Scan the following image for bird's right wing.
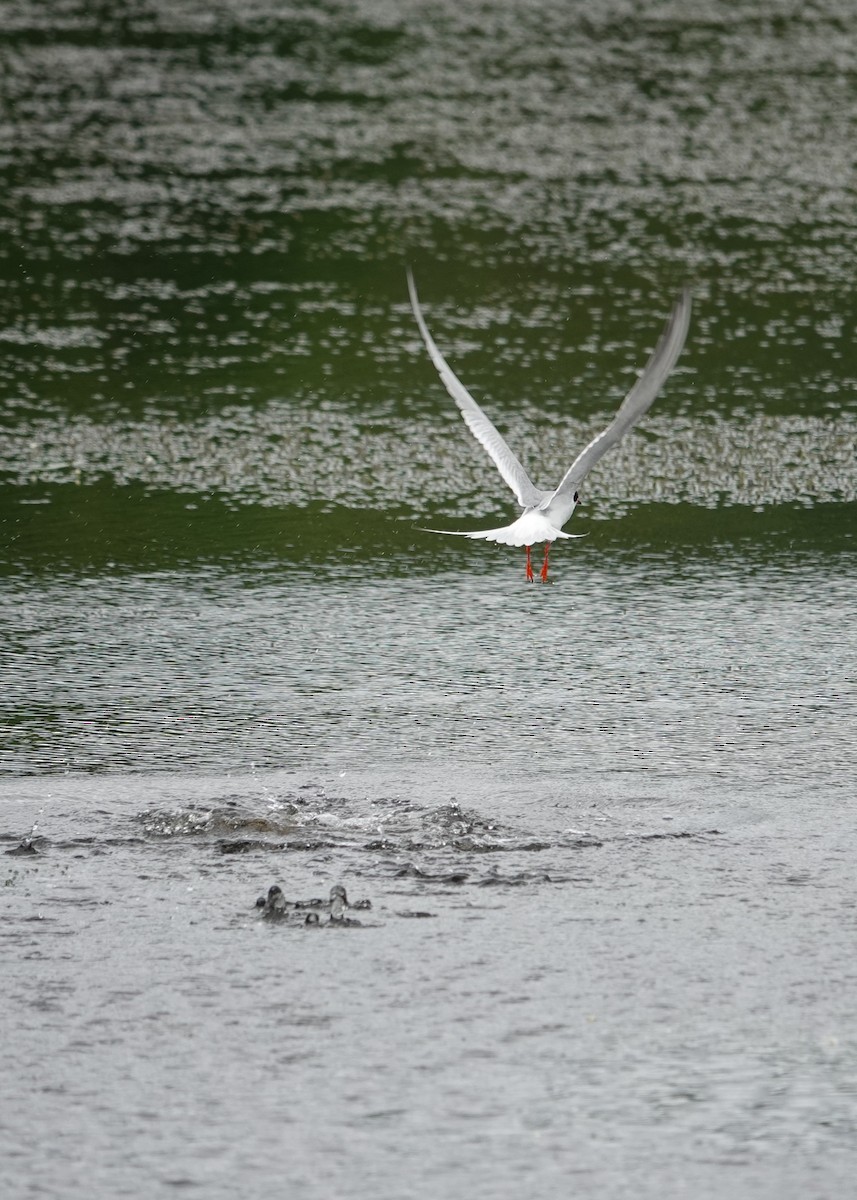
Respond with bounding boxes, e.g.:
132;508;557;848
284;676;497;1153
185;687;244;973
407;270;543;509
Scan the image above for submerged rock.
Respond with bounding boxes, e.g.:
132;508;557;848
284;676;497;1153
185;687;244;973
5;838;38;857
259;884;289;920
329;884;348;921
328;885;364;927
255;881;370;926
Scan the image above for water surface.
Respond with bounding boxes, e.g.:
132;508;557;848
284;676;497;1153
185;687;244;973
2;2;856;1197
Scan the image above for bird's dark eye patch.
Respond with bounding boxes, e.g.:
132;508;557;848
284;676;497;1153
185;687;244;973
573;491;579;503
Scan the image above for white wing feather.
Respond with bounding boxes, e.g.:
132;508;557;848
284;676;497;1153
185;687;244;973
545;288;691;526
407;270;543;509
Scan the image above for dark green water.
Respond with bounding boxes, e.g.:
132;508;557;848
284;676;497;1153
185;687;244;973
2;3;856;1197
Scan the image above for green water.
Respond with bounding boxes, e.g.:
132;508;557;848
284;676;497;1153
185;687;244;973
2;0;855;766
2;1;855;583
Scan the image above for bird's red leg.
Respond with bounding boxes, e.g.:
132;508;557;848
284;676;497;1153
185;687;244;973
525;545;534;582
540;542;551;583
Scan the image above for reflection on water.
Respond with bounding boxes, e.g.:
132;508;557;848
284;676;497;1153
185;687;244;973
3;403;857;519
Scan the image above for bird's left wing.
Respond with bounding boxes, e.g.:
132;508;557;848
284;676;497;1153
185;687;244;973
548;288;691;516
407;270;543;509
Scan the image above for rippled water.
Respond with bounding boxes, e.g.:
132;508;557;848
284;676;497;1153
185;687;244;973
2;2;857;1197
3;554;856;788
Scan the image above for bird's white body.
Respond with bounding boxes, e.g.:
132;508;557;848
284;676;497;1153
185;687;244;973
426;507;577;548
407;270;691;576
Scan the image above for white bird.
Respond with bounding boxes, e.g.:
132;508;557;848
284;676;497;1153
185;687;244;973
407;271;691;581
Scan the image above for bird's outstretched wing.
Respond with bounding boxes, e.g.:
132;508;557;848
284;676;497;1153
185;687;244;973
547;288;691;522
407;270;544;509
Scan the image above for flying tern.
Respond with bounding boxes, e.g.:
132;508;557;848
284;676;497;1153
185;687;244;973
407;271;691;581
